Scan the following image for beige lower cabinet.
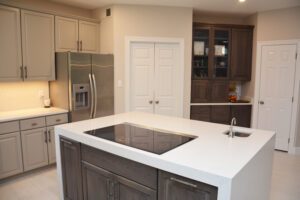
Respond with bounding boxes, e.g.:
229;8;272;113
21;127;49;171
0;132;23;179
47;126;56;164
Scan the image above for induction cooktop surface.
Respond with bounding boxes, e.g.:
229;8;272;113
84;123;196;155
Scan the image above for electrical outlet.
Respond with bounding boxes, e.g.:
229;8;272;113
38;90;44;98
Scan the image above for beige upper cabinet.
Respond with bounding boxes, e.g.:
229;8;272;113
21;10;55;81
0;6;22;81
79;20;99;53
55;16;79;52
55;16;99;53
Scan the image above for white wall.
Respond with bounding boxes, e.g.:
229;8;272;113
94;5;193;117
0;81;49;111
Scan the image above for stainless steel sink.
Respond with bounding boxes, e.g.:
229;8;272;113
224;131;251;137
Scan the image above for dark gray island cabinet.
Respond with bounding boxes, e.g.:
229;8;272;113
60;137;218;200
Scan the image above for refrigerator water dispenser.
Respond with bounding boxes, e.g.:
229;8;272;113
73;84;90;110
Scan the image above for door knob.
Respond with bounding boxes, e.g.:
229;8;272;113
155;100;159;104
149;100;153;104
259;101;264;105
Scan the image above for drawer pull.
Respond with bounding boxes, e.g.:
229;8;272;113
48;130;51;142
44;131;48;143
170;177;197;188
61;139;72;145
32;122;38;126
56;119;62;122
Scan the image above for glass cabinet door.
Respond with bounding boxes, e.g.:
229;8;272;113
213;29;230;78
192;28;210;79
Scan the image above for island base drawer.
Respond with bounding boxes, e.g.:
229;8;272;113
81;144;158;190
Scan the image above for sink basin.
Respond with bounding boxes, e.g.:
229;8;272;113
224;131;252;137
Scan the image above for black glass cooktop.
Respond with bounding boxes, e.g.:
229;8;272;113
84;123;196;155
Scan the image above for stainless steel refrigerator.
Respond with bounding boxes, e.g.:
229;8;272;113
50;52;114;122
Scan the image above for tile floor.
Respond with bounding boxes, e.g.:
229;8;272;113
0;151;299;200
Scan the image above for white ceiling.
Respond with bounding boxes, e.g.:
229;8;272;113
51;0;300;15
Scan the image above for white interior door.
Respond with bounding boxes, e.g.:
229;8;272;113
258;44;297;151
154;43;181;116
130;42;155;113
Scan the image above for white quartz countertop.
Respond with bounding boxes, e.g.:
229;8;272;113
0;107;68;122
55;112;275;188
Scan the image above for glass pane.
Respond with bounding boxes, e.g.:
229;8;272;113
213;30;229;78
193;29;209;79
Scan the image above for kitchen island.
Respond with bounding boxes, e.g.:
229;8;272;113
55;112;275;200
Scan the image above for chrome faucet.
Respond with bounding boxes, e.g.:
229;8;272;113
229;117;237;138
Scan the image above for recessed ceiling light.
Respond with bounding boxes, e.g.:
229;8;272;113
239;0;246;2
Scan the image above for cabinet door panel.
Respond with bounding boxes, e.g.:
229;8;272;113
190;106;211;122
231;105;252;128
47;126;56;164
60;137;83;200
0;132;23;179
115;175;157;200
231;28;253;81
0;5;22;81
79;21;99;53
158;171;217;200
191;80;211;103
21;128;48;171
211;81;229;103
82;161;113;200
55;17;79;52
21;10;55;80
211;106;230;124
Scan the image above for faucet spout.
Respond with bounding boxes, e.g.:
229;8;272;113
229;117;237;138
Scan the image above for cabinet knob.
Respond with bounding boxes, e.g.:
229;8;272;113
259;101;264;105
56;119;62;122
149;100;153;104
155;100;159;104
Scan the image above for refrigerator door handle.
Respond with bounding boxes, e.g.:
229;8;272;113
89;73;95;118
92;73;98;118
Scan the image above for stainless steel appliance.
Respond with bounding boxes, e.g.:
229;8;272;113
50;52;114;122
84;123;196;155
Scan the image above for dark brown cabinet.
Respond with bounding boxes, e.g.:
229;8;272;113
231;29;253;81
191;23;253;104
82;161;156;200
191;80;211;103
190;105;252;128
230;105;252;127
211;106;230;124
191;80;229;103
158;171;218;200
60;137;83;200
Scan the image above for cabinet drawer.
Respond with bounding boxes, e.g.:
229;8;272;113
81;144;158;190
20;117;46;130
0;121;20;135
211;106;230;124
190;106;211;122
46;113;68;126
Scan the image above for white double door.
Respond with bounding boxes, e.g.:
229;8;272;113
130;42;182;117
258;44;297;151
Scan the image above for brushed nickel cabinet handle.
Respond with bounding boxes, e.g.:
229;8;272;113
48;130;51;142
77;40;80;51
31;122;37;126
56;119;61;122
149;100;153;104
60;138;72;145
155;100;159;104
259;101;265;105
80;40;83;51
24;66;28;79
170;177;197;188
44;131;47;143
